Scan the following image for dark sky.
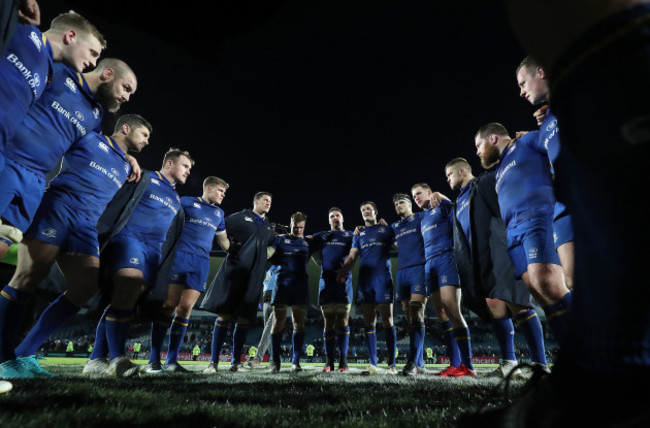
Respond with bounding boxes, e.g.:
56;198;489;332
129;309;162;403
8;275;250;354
42;1;533;231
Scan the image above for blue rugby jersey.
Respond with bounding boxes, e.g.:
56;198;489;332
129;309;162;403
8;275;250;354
391;212;426;269
174;197;226;258
44;132;130;221
539;110;570;221
495;131;556;229
119;171;181;248
0;24;53;147
420;199;455;260
5;62;102;175
271;235;312;285
455;181;472;246
352;224;394;273
312;230;354;273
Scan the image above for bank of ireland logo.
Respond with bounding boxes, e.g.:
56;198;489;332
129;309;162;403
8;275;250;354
33;73;40;88
111;168;120;177
41;228;57;238
528;247;539;260
546;119;557;132
75;111;85;121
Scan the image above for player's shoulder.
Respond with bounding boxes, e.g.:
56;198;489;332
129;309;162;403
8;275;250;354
516;130;540;146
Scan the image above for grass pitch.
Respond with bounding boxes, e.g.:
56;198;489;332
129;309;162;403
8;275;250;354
0;358;526;428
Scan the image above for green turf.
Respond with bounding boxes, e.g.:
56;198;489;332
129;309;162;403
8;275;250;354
0;361;526;428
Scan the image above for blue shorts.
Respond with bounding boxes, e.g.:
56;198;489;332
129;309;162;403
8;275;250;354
169;250;210;292
553;214;575;249
425;251;460;291
272;277;309;306
355;269;393;304
24;196;100;257
318;270;353;306
507;217;561;278
0;158;46;235
104;232;162;285
395;264;427;302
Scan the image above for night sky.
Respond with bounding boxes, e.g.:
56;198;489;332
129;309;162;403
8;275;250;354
41;1;533;232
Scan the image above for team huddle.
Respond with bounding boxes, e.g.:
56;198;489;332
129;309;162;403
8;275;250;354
0;10;574;381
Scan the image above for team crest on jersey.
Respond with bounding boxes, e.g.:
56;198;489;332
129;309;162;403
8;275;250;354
29;32;42;51
379;227;386;233
151;178;160;186
41;228;57;238
65;77;77;93
75;111;84;121
124;164;130;174
93;108;100;119
244;216;254;222
111;168;120;177
546;120;558;132
98;142;109;153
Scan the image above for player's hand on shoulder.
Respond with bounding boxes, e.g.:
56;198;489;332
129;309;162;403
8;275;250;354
515;131;529;139
124;154;142;182
430;192;450;207
534;105;550;126
378;218;388;226
354;225;364;235
18;0;40;25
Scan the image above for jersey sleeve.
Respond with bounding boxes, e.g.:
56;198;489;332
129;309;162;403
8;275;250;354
519;130;545;154
352;234;361;250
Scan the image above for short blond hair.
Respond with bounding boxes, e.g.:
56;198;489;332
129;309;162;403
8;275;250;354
50;10;107;49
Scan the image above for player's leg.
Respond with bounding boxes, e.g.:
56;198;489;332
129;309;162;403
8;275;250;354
334;304;351;372
102;268;146;377
290;304;307;371
507;302;548;371
142;283;178;373
269;304;287;372
556;241;574;289
14;252;98;377
204;313;232;373
0;238;58;377
483;298;520;378
164;286;200;372
402;294;427;376
439;284;476;377
360;303;379;373
377;302;397;373
321;305;337;371
254;302;273;366
522;262;571;344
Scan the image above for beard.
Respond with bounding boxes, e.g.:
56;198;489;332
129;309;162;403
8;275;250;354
95;82;121;113
480;144;500;169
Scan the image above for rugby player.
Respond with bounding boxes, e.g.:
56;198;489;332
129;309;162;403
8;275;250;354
83;148;192;377
411;183;476;377
337;201;397;375
388;194;428;377
142;176;230;374
309;208;354;373
516;56;575;290
0;10;104;173
267;212;314;373
0;114;149;378
445;158;549;378
201;192;275;372
474;123;572;343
